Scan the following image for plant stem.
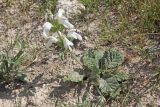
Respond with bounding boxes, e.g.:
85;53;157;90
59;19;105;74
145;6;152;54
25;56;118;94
70;52;83;67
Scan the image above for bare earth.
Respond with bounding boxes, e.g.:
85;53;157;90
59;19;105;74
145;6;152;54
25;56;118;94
0;0;160;107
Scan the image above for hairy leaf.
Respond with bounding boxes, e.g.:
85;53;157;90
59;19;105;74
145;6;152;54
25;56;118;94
99;77;121;98
111;71;128;82
82;49;103;75
100;48;123;69
64;71;84;83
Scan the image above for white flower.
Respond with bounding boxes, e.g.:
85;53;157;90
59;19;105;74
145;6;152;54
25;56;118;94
63;36;74;51
43;22;53;33
42;22;58;48
55;8;65;19
59;18;74;29
45;32;59;48
54;9;74;29
57;31;73;51
42;22;53;39
67;30;82;41
42;31;48;39
45;36;58;48
52;31;59;38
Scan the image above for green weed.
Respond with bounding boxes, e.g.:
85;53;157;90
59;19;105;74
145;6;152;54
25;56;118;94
0;37;27;84
65;48;128;103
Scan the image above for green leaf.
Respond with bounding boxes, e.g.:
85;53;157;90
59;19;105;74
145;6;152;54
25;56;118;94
100;48;124;69
50;20;64;32
64;71;84;83
10;50;24;69
15;39;26;49
110;86;121;98
94;50;104;60
82;49;103;75
59;52;65;60
111;72;128;82
98;77;121;98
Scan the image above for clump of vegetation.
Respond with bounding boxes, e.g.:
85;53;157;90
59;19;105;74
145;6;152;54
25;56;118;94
42;8;83;52
1;0;159;106
65;48;128;99
0;37;26;84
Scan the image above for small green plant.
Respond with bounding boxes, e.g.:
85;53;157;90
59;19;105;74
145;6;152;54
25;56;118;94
83;48;127;98
0;37;26;84
42;9;83;52
65;48;128;99
100;48;124;69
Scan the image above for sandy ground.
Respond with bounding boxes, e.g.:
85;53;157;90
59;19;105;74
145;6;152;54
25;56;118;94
0;0;160;107
0;0;94;106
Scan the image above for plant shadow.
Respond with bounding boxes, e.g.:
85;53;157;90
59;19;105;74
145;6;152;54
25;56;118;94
0;73;57;100
49;68;94;102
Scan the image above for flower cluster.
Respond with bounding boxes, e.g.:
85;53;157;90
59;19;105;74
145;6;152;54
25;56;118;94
42;9;82;51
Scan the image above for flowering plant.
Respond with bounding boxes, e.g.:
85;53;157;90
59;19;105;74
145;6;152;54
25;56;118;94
42;9;82;51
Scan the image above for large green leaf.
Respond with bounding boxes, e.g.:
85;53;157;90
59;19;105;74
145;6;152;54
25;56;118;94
98;77;121;98
100;48;124;69
111;71;128;82
64;71;84;83
10;50;24;67
82;49;103;75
